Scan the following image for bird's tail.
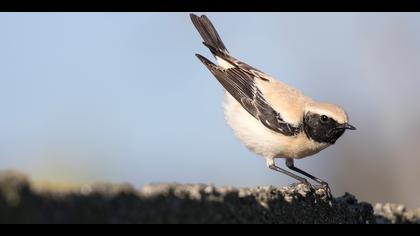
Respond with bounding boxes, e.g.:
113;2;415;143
190;13;229;55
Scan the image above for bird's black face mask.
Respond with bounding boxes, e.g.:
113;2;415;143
303;112;356;144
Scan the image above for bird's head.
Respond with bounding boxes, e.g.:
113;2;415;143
303;102;356;145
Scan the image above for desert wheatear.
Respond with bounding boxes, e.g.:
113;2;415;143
190;14;356;192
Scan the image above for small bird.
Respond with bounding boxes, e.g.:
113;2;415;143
190;14;356;192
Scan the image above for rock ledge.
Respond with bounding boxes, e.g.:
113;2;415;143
0;170;418;224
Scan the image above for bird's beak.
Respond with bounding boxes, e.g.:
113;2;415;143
343;123;356;130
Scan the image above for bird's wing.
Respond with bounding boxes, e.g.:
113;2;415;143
196;54;301;136
190;13;274;81
202;42;274;82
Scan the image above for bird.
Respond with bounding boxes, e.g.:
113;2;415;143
190;13;356;193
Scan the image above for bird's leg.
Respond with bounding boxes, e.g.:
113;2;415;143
285;159;332;198
285;159;326;185
267;159;310;185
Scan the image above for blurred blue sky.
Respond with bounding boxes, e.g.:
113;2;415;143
1;13;420;207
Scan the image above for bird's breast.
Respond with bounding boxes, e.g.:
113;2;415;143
223;93;330;159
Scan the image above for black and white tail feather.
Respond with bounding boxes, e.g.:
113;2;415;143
190;14;229;55
191;13;301;136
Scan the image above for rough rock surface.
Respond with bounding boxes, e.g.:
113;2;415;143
374;203;420;224
0;170;418;224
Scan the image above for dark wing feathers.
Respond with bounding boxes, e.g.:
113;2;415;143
195;54;255;107
191;13;270;81
195;54;301;136
202;42;270;82
192;14;300;136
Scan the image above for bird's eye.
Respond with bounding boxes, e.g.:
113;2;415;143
320;115;329;123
